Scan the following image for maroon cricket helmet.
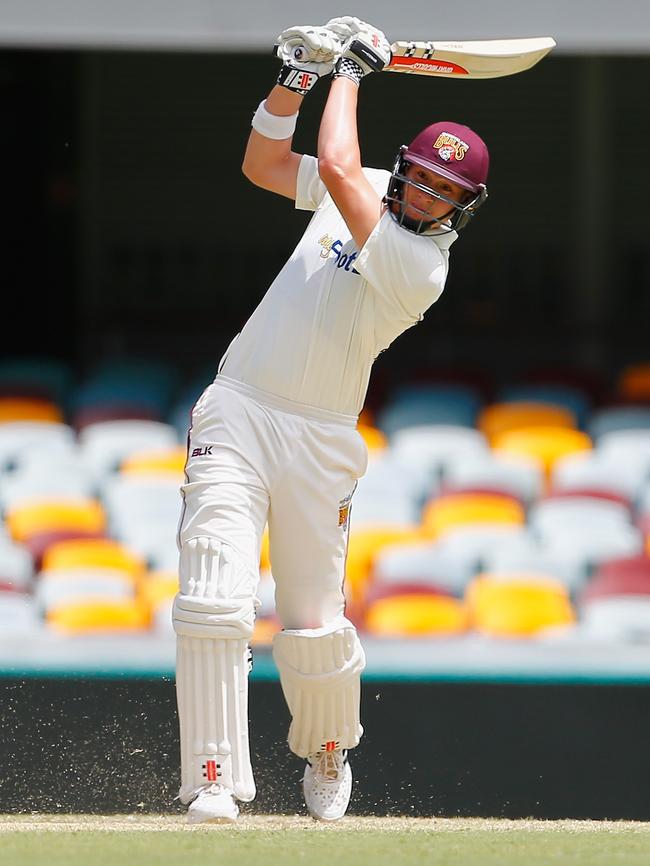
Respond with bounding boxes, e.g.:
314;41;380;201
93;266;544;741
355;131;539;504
404;121;489;193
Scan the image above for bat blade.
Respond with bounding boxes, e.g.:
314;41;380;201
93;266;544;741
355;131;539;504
386;36;556;79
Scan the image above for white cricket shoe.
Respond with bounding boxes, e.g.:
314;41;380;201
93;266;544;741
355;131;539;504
187;783;239;824
303;748;352;821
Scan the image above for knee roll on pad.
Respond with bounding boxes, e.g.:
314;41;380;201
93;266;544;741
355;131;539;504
173;536;258;639
272;617;366;758
174;537;258;803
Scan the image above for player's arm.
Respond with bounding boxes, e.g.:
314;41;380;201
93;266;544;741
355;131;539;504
242;25;342;201
317;19;392;249
242;86;304;200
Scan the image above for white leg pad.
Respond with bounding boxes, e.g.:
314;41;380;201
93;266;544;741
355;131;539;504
173;537;258;804
272;617;366;759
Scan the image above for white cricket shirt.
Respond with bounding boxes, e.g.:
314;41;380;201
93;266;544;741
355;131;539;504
218;155;457;417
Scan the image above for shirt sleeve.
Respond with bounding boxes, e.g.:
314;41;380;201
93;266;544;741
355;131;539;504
355;211;449;322
295;155;328;212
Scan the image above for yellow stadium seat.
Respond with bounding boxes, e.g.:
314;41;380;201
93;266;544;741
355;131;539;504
357;423;387;455
421;492;525;540
365;592;469;637
492;426;592;478
616;363;650;401
138;570;178;608
120;446;187;476
478;401;576;445
345;526;424;608
42;538;145;577
252;616;281;645
46;599;150;633
6;498;106;543
260;527;271;571
0;397;63;424
466;573;575;638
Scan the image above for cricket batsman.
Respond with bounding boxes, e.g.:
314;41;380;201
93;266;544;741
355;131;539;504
172;15;489;823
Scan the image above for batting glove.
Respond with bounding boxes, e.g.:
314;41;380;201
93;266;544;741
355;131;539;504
327;17;391;84
274;25;343;95
332;27;391;85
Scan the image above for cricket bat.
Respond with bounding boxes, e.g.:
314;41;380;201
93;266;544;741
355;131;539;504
385;37;556;79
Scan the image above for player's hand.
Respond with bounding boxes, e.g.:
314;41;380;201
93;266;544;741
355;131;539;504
274;25;343;95
329;19;391;85
325;16;373;43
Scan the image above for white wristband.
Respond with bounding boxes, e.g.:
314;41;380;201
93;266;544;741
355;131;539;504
251;100;299;140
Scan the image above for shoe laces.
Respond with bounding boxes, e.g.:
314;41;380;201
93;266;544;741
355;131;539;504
310;749;347;783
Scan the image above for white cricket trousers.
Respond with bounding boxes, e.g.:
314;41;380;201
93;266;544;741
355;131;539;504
177;376;368;629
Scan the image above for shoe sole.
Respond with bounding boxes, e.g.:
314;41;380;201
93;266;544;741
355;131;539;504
187;812;239;825
307;811;346;822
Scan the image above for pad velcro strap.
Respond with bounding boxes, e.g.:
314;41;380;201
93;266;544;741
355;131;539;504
277;64;319;95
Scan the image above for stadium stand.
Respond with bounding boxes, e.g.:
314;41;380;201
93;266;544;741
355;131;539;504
0;354;649;649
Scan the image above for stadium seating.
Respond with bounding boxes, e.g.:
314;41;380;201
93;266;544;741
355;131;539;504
100;474;182;564
496;383;592;429
478;401;577;444
371;538;480;596
615;363;650;402
492;426;592;477
41;537;146;576
6;497;107;545
1;354;650;649
389;424;489;495
0;538;34;591
551;451;643;503
0;421;76;471
376;383;483;435
78;419;180;481
120;446;186;476
365;589;469;637
586;405;650;440
466;573;576;638
0;356;73;406
421;491;526;539
441;450;544;505
46;598;150;634
0;397;63;424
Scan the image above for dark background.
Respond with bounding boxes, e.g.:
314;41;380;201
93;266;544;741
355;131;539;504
3;49;649;398
2;676;650;818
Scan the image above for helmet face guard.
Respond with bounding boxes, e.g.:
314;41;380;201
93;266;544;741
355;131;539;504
384;146;488;236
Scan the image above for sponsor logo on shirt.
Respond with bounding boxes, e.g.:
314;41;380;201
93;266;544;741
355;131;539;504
317;234;360;275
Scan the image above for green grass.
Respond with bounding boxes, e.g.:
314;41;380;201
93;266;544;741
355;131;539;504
1;816;649;866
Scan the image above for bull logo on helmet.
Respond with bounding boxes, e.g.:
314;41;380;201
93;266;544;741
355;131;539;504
433;132;469;162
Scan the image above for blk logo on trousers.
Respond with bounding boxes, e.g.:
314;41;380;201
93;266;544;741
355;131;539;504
191;446;213;457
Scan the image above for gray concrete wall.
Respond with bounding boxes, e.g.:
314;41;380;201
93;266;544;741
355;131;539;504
1;0;649;52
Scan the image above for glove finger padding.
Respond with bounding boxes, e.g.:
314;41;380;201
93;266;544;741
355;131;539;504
275;24;344;94
325;16;371;42
276;25;342;64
